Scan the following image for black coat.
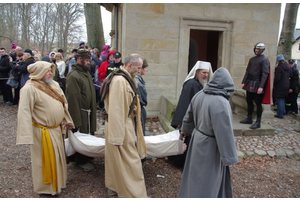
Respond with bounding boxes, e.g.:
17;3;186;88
273;62;291;98
19;56;35;87
0;54;11;78
289;65;299;91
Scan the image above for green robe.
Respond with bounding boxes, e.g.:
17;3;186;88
65;63;96;134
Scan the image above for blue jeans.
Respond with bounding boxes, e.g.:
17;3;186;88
276;97;285;118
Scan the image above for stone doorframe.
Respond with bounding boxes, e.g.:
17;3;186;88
176;17;234;99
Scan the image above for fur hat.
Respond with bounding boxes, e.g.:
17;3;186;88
75;49;91;60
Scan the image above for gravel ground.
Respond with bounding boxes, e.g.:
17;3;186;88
1;102;300;198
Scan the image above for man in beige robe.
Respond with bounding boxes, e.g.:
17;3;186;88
16;61;74;195
100;54;148;198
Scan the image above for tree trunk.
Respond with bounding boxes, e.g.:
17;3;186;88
84;3;105;50
277;3;299;60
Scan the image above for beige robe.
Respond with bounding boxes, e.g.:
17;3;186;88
16;80;74;195
104;71;147;198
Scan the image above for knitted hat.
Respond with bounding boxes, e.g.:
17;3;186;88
79;41;85;46
11;43;17;49
277;54;284;61
41;55;50;62
288;59;295;64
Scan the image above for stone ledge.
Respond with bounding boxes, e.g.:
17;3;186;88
232;113;275;136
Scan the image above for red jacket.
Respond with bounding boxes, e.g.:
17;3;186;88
98;51;114;82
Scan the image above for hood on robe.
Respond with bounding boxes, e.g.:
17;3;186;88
203;67;234;99
28;61;56;80
184;60;214;84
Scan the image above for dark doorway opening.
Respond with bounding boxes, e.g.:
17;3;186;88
188;29;220;73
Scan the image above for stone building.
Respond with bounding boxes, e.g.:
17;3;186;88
102;3;281;125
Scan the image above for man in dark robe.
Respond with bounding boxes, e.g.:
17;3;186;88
178;67;238;198
169;61;213;167
65;49;97;171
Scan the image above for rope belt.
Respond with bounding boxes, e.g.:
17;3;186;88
32;121;59;191
81;109;91;133
195;127;215;138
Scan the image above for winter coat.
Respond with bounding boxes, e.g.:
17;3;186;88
289;65;299;92
105;60;124;78
273;61;291;98
19;56;35;87
10;58;22;81
98;51;114;82
0;54;11;78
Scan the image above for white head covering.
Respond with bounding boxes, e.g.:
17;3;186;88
184;60;214;83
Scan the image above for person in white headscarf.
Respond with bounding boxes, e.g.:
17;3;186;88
169;60;213;167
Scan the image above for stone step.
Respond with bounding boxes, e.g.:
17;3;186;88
232;113;275;136
159;113;275;136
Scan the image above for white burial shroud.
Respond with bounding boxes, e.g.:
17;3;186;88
65;129;184;158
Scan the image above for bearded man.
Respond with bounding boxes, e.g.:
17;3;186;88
65;49;97;171
100;54;148;198
16;61;74;195
170;61;213;167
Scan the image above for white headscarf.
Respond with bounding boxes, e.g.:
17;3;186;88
184;60;214;84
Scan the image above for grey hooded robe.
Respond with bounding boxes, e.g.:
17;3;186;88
178;67;238;198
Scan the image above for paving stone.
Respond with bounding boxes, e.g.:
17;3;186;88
245;151;255;156
275;148;286;159
267;151;276;158
284;149;295;159
254;149;267;156
237;150;245;158
145;131;153;136
294;149;300;156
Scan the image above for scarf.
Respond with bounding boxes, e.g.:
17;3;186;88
27;80;66;107
100;68;147;158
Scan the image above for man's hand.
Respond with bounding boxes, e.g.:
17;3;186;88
289;89;293;93
182;137;187;153
66;124;73;130
257;87;263;94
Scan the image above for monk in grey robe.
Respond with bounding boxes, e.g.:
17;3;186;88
178;67;238;198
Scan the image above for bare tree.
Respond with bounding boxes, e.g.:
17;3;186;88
0;3;84;55
84;3;105;50
277;3;299;60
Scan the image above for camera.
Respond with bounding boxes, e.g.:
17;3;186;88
11;60;23;65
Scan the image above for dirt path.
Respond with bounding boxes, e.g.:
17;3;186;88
1;104;300;198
